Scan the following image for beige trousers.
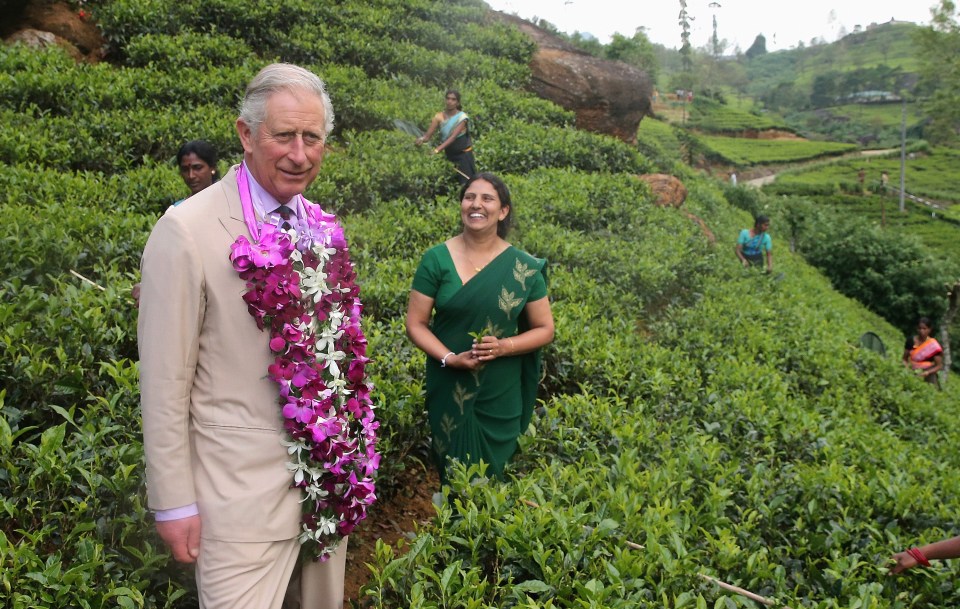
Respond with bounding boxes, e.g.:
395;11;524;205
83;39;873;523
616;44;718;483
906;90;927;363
196;537;348;609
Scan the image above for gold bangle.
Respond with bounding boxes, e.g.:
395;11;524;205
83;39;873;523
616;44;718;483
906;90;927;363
508;337;515;354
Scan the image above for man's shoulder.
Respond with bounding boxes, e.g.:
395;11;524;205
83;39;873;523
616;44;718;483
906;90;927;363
166;169;238;226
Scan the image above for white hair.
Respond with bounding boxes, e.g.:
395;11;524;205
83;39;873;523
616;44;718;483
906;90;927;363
238;63;335;137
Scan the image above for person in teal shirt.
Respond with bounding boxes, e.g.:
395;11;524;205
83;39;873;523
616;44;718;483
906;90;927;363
735;215;773;273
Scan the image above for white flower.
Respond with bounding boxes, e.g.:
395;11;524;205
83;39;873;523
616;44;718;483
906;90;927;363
300;267;330;302
316;516;339;537
281;438;308;457
287;461;307;486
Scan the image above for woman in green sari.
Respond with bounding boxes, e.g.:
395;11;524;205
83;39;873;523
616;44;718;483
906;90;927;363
406;172;555;483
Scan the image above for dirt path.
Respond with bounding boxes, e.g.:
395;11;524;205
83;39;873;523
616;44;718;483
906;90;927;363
743;148;898;188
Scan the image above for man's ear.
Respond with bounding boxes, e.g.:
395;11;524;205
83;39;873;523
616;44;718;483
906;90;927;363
236;118;254;154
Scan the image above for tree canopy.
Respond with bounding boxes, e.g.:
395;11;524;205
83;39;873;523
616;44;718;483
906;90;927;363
915;0;960;143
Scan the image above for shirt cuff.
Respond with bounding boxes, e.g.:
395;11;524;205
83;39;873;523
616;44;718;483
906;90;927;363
154;503;199;522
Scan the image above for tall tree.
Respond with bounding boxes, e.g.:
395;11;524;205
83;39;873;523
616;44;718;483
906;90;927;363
915;0;960;144
678;0;694;72
708;2;724;59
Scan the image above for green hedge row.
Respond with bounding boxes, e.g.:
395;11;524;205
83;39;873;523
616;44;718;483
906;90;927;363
94;0;531;88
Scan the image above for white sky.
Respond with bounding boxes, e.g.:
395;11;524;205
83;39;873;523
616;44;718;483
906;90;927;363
485;0;938;52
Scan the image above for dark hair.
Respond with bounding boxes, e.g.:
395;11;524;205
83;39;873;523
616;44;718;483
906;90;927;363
459;172;513;238
754;214;770;229
445;89;463;111
918;316;933;329
176;140;220;180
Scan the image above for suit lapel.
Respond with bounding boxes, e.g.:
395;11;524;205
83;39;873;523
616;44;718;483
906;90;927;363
218;166;249;240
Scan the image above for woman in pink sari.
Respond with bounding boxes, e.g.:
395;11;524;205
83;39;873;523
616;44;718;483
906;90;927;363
902;316;943;389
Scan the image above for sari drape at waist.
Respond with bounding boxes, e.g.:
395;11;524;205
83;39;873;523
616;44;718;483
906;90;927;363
425;246;547;480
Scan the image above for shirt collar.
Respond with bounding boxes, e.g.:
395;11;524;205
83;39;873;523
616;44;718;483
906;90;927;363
241;161;303;226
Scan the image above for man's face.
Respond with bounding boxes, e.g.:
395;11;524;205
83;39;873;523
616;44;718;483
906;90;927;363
236;89;326;202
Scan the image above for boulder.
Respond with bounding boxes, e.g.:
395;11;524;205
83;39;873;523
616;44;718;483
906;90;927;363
635;173;715;242
5;27;82;60
494;12;653;145
682;210;716;244
636;173;687;208
3;1;104;61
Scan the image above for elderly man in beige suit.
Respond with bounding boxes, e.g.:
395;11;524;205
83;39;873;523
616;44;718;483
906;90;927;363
138;64;349;608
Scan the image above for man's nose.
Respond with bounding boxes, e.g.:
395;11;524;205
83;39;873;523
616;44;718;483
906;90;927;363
287;137;308;164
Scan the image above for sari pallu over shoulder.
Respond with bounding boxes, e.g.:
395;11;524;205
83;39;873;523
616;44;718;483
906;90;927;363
425;246;548;480
909;337;943;370
439;111;467;141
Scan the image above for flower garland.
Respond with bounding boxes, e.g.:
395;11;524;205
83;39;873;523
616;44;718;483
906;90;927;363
228;165;378;561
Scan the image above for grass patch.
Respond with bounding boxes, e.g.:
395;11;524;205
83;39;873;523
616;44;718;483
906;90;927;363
698;135;856;165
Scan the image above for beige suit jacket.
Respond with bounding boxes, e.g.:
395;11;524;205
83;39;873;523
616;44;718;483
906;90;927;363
138;166;302;542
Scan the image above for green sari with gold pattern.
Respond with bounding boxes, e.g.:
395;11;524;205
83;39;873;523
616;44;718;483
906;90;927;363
411;243;548;482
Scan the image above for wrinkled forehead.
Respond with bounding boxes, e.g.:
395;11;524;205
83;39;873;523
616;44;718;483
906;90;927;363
262;90;327;132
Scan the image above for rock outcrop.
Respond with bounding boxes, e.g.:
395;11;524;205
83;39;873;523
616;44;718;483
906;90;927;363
636;173;715;243
637;173;687;208
494;12;653;145
3;0;104;61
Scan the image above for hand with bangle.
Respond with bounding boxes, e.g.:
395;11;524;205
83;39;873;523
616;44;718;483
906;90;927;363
471;334;518;362
438;348;484;371
890;546;930;574
889;535;960;575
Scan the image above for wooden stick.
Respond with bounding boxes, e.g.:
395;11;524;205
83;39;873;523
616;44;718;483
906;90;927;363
454;167;470;180
69;269;106;291
698;573;783;607
519;501;787;605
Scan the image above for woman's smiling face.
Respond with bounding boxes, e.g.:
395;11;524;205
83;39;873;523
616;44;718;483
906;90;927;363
460;179;509;234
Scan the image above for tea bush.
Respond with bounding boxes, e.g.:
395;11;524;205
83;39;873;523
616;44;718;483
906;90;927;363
698;135;857;166
687;96;789;133
795;215;952;332
479;119;649;175
123;32;253;69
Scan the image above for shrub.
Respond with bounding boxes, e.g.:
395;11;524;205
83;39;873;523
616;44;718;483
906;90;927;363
123;32;253;68
796;215;950;332
479;119;648;175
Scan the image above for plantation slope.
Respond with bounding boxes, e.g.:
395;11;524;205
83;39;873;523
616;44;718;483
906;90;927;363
2;1;960;608
364;172;960;607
